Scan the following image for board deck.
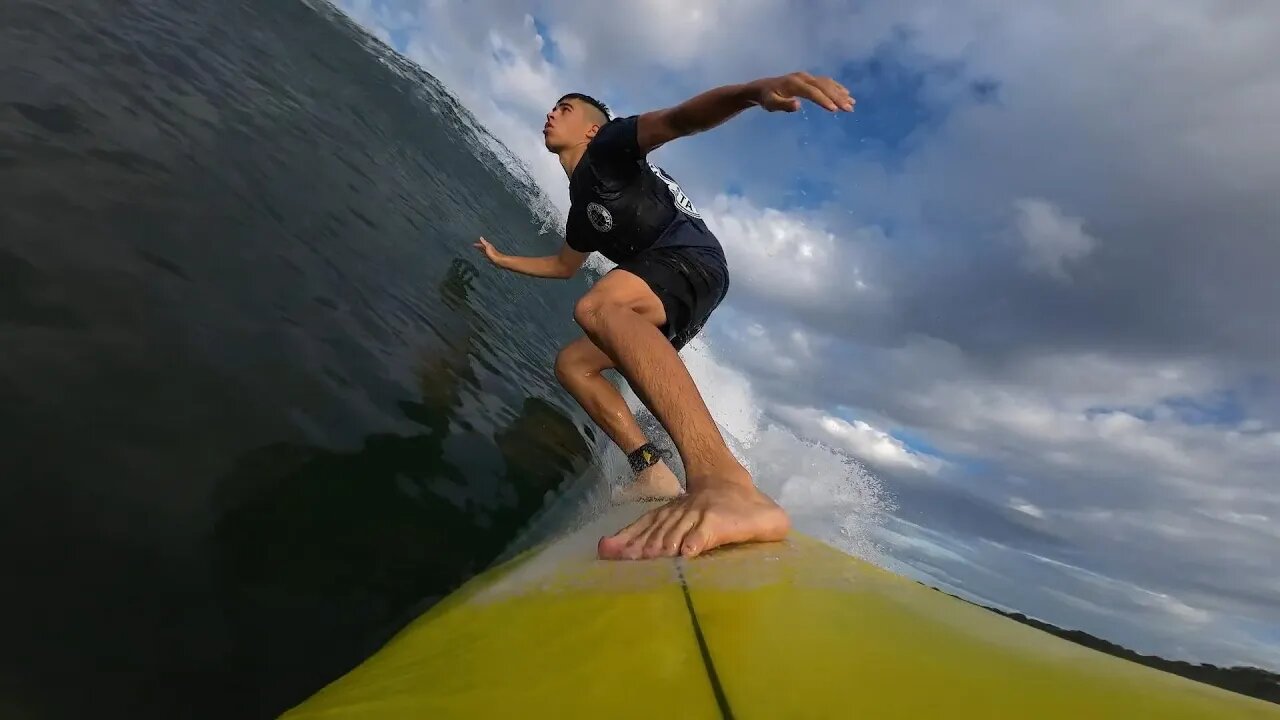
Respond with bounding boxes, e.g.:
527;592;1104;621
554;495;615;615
282;503;1279;719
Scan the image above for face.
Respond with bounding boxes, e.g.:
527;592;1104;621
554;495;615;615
543;98;603;152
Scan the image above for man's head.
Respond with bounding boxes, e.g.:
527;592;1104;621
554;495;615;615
543;93;611;153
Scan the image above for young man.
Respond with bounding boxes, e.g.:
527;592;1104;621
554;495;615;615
474;72;855;560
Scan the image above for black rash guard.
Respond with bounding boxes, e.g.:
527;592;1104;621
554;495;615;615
565;115;725;266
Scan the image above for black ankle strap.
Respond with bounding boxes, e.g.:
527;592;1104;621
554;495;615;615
627;443;671;474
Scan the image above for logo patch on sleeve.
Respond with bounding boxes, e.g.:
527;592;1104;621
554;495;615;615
587;202;614;232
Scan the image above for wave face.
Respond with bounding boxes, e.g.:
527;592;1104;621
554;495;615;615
1;0;597;717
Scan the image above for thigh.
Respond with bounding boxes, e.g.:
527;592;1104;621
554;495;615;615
614;249;726;350
668;252;728;349
579;266;669;328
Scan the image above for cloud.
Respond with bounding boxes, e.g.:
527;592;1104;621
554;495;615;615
702;194;881;313
485;21;563;117
1009;498;1044;519
1012;198;1097;281
772;404;945;476
336;0;394;42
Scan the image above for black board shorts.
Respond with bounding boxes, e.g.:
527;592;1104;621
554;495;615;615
614;246;729;351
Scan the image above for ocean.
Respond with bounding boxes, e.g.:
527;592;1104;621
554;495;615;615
0;0;629;716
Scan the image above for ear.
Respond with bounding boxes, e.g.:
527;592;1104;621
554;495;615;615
585;123;601;140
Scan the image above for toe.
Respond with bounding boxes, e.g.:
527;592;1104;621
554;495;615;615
597;535;625;558
639;525;669;559
680;519;714;558
643;510;685;558
625;522;662;560
624;507;674;560
662;512;700;557
598;511;658;559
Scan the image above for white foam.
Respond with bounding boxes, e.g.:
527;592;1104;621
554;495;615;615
498;333;893;567
595;335;892;564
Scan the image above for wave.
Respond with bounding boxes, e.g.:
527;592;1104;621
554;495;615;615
302;0;563;234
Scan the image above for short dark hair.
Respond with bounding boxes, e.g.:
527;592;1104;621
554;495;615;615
557;92;611;122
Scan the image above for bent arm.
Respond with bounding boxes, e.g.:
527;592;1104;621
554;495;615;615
494;242;589;279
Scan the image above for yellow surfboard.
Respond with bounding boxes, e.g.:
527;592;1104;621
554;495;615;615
282;503;1277;719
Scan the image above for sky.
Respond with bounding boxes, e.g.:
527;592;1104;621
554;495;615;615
332;0;1280;670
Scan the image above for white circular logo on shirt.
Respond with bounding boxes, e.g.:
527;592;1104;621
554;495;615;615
587;202;613;233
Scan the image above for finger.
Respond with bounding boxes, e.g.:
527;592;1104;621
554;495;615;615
793;71;819;86
817;77;855;111
766;96;798;113
822;76;851;99
790;74;840;111
765;95;801;113
796;78;840;112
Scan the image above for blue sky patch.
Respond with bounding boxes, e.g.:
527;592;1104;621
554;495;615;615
782;175;836;208
892;427;989;474
825;30;1000;167
389;28;411;52
1086;389;1248;428
1084;405;1155;422
531;16;559;64
1163;390;1246;427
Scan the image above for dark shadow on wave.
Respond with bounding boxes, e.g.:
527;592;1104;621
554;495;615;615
210;260;595;717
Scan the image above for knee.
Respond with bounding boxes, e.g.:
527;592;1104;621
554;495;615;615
554;345;583;388
572;295;604;332
574;294;633;334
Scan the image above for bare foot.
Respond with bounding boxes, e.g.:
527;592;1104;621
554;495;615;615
612;461;683;503
598;478;790;560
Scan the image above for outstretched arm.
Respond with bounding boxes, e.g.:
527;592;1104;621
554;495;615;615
636;72;855;153
473;236;589;279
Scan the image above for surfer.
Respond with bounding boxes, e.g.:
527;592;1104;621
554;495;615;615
475;72;855;559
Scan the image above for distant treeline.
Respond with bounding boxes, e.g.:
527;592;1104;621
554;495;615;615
930;585;1280;705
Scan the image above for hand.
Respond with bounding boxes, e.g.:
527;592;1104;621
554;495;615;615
473;236;504;266
753;72;855;113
